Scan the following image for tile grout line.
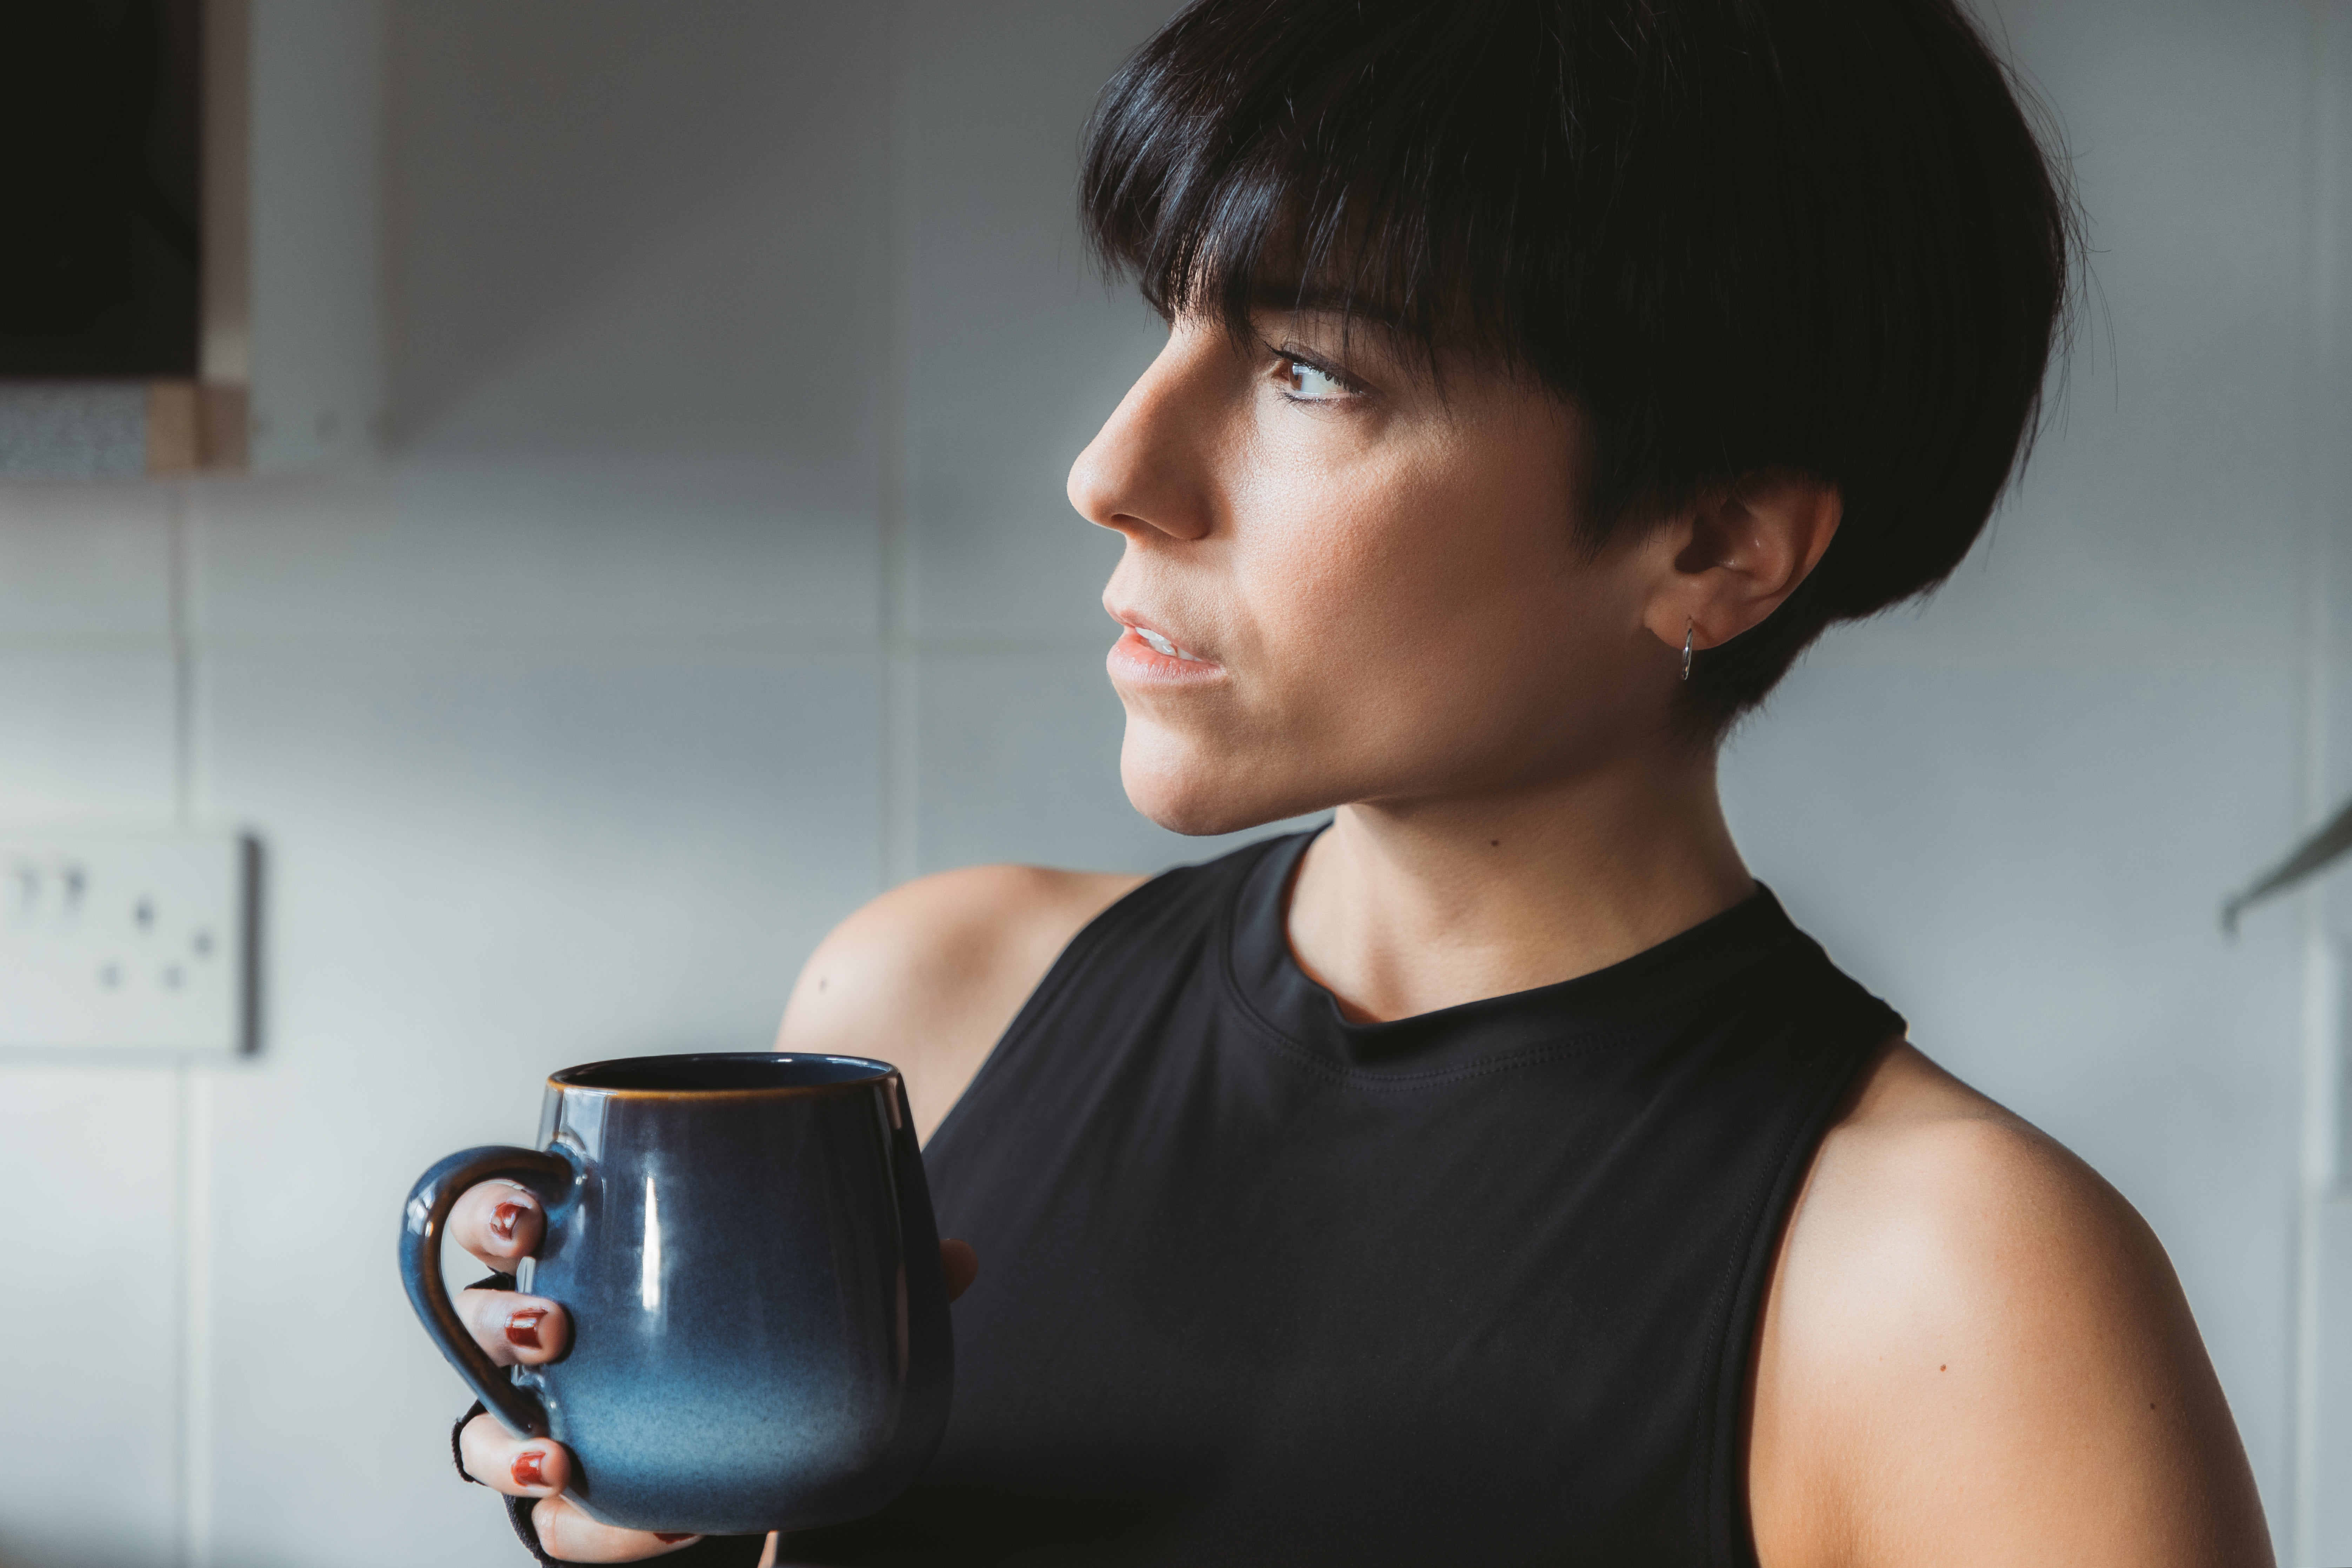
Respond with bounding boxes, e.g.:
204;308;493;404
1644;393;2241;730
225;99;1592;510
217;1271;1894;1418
880;0;920;890
0;626;2292;663
169;483;194;827
177;1064;216;1568
172;1055;189;1568
168;479;214;1568
2293;7;2346;1561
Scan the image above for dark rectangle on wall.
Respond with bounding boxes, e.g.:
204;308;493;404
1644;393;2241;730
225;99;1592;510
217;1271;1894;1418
0;0;202;378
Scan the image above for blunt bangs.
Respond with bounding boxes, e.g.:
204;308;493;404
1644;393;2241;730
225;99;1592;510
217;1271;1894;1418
1081;2;1549;358
1078;0;2078;735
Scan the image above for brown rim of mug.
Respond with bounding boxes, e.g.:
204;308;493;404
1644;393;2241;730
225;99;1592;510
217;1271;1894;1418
546;1052;898;1099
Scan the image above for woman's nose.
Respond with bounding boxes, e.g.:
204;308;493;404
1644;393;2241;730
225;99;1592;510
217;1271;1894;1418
1067;328;1216;543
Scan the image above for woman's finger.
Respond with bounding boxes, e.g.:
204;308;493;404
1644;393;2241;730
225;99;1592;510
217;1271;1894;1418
457;1412;573;1500
450;1180;545;1274
457;1287;571;1367
461;1419;705;1559
531;1494;709;1562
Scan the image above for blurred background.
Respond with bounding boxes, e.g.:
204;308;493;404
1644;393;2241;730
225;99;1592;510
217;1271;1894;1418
0;0;2345;1564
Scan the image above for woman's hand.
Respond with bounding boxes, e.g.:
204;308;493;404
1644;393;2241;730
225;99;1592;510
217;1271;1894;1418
445;1179;980;1562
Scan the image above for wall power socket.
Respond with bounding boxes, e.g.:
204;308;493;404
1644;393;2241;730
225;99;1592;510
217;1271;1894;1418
0;831;257;1053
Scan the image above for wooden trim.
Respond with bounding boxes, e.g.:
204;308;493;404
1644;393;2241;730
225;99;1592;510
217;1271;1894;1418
198;382;248;469
147;383;201;472
144;381;250;474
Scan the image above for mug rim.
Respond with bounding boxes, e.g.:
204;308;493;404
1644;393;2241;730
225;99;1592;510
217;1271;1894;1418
547;1050;898;1099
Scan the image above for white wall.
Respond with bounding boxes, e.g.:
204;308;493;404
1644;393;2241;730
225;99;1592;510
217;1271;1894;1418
0;2;2337;1564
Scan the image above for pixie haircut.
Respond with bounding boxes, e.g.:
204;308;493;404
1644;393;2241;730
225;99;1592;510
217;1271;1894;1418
1079;0;2076;734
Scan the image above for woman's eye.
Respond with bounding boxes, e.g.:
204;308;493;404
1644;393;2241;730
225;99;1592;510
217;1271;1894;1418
1277;356;1352;402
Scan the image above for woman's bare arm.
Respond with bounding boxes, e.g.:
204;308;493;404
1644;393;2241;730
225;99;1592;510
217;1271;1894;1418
1748;1044;2272;1568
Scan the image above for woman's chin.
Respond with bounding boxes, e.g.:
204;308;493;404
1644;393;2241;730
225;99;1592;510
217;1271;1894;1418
1119;732;1314;839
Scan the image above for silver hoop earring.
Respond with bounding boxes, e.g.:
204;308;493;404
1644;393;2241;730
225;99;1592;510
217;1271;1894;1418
1681;623;1695;683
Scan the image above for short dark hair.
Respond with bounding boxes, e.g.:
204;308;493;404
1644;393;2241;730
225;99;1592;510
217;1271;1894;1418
1079;0;2077;735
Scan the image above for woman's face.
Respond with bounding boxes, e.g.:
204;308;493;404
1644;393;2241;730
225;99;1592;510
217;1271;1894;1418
1069;309;1682;836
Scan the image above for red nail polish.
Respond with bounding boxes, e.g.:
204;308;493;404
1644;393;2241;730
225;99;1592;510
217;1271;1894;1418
505;1308;547;1350
654;1534;697;1543
512;1449;548;1489
490;1201;526;1243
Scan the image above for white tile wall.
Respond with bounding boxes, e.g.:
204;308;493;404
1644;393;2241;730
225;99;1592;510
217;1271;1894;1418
0;1;2334;1563
0;484;175;639
0;658;181;821
0;1066;182;1568
901;0;1185;641
194;649;883;1568
187;463;881;645
2312;1194;2352;1562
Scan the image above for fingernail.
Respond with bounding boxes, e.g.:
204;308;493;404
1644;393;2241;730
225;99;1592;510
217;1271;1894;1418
489;1200;528;1243
505;1307;547;1350
512;1448;549;1489
655;1534;698;1543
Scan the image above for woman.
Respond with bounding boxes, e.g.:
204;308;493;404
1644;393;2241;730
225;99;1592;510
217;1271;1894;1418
441;0;2273;1562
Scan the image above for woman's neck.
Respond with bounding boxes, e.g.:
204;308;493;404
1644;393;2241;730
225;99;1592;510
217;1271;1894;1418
1285;753;1753;1023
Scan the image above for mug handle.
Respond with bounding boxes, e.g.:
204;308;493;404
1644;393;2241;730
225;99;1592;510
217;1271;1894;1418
399;1144;578;1438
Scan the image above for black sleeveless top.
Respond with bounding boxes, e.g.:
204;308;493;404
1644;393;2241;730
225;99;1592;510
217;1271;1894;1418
786;832;1903;1567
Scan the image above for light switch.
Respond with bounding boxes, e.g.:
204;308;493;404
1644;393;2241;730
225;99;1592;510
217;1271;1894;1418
0;831;255;1053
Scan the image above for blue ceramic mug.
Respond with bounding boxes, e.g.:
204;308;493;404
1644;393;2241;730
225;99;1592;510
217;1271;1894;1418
398;1052;954;1538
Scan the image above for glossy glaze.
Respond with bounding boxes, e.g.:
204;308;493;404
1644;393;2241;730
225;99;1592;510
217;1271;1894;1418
399;1053;953;1538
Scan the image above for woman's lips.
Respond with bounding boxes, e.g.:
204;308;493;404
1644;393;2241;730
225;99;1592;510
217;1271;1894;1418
1109;625;1224;683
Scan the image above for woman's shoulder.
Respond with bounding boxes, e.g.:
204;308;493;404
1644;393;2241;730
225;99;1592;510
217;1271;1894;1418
774;865;1148;1141
1747;1043;2272;1565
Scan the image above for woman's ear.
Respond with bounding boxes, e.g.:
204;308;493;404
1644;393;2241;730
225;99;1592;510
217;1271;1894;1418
1640;472;1842;658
